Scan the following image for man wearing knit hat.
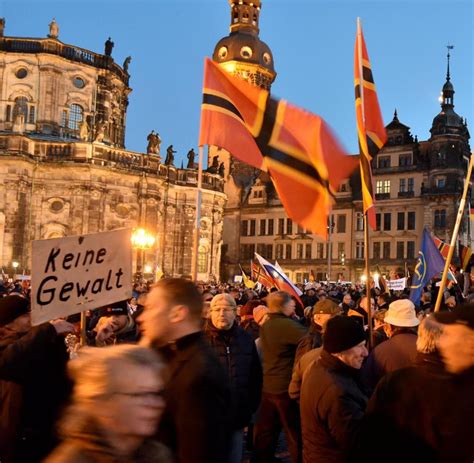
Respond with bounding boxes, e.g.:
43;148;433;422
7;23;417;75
362;298;419;390
300;316;368;462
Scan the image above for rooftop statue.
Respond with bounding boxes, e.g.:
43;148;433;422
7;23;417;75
123;56;132;73
105;37;114;57
146;130;161;155
48;18;59;39
0;18;5;37
165;145;176;166
187;148;196;169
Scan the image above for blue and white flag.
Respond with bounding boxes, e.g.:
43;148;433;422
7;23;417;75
409;228;445;305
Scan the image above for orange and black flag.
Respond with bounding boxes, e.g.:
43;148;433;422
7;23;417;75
354;19;387;229
199;58;358;238
459;244;473;271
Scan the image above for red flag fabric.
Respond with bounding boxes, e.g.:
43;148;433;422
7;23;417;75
251;261;273;289
432;235;451;259
354;20;387;229
199;58;358;238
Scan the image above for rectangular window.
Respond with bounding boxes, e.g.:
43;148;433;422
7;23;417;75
384;213;391;231
383;180;391;194
241;220;248;237
5;105;11;122
383;242;391;259
285;244;292;260
378;156;391;168
296;243;304;259
399;154;412;166
286;218;293;235
397;212;405;230
408;178;414;192
337;242;345;259
259;219;266;236
356;241;365;259
303;272;310;282
317;243;325;259
373;242;381;259
376;180;383;194
407;211;416;230
249;220;256;236
266;244;273;260
276;244;284;260
268;219;274;235
407;241;415;259
278;218;285;235
257;243;266;256
337;214;346;233
399;178;407;193
295;273;302;283
28;106;35;124
434;209;447;228
305;244;312;259
396;241;404;259
376;213;381;231
356;212;364;231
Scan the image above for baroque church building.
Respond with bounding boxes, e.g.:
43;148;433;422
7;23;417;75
211;0;471;282
0;18;226;280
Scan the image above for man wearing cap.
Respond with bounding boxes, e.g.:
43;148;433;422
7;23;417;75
362;298;419;390
300;315;369;462
0;295;75;463
204;294;262;463
355;305;474;462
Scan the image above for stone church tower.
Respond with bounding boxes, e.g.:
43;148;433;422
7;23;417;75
210;0;277;279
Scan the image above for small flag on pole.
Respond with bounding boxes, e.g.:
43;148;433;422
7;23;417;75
251;260;273;289
354;19;387;229
409;228;446;305
199;58;358;238
239;264;256;289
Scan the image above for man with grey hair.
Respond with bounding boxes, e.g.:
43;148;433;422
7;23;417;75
254;291;307;463
362;299;419;390
204;294;262;463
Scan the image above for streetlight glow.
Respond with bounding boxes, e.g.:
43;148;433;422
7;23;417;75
12;261;19;269
131;228;155;250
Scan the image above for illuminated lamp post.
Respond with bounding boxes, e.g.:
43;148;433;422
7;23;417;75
131;228;155;283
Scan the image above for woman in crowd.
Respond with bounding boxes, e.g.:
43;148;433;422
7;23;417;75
45;344;172;463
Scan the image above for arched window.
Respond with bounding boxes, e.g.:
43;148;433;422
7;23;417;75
68;104;83;131
198;244;209;274
12;97;28;120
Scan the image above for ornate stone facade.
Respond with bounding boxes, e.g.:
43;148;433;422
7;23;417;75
0;22;226;281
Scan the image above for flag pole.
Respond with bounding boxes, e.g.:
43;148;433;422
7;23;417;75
191;145;204;281
434;152;474;312
357;17;374;349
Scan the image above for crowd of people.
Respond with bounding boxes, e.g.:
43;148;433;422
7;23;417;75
0;273;473;463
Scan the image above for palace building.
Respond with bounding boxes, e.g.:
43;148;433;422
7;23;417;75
212;1;471;283
0;18;226;280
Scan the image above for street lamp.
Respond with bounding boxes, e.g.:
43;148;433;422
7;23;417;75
12;261;19;276
131;228;156;282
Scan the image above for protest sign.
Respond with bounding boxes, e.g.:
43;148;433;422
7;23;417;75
387;278;406;291
31;229;132;325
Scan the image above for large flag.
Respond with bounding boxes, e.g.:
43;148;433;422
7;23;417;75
199;58;358;237
409;228;446;305
432;235;451;259
459;244;473;271
251;260;273;289
354;20;387;229
255;253;303;306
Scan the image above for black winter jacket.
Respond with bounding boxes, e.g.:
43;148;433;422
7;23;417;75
294;324;323;365
204;321;262;429
156;332;232;463
300;349;368;463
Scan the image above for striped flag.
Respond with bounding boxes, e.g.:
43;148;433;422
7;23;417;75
459;244;473;271
199;58;358;238
470;205;474;222
354;20;387;229
251;260;273;289
432;235;451;259
239;264;256;289
255;253;303;305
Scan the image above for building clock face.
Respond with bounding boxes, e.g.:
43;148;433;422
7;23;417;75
73;76;86;88
15;68;28;79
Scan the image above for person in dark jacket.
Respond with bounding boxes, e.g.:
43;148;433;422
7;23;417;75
138;278;231;463
253;291;307;463
239;299;262;341
300;316;368;463
362;299;419;390
294;299;341;365
0;295;75;463
354;306;474;462
205;293;262;463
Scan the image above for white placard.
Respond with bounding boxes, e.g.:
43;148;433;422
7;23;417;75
234;275;243;283
387;278;406;291
31;229;132;325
